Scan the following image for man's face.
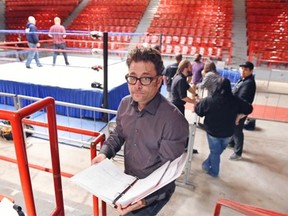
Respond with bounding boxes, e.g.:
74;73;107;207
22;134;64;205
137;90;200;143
240;66;252;78
127;61;162;107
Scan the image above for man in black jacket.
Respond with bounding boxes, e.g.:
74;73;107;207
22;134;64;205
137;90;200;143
195;78;253;176
229;61;256;160
25;16;42;69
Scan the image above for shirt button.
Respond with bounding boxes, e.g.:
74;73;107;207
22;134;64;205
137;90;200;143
135;129;138;133
134;143;137;146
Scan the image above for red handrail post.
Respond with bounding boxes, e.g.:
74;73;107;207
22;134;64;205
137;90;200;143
10;113;37;216
46;100;65;216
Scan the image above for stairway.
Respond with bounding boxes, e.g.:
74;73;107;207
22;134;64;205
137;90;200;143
231;0;248;66
128;0;160;50
63;0;90;28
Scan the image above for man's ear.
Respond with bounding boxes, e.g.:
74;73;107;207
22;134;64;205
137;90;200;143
157;76;163;85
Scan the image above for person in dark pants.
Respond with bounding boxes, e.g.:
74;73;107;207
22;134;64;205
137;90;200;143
195;78;253;177
171;59;195;116
162;53;182;100
228;61;256;160
25;16;42;69
48;17;69;66
92;47;189;216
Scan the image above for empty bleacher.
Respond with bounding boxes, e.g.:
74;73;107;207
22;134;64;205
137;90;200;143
246;0;288;67
66;0;150;50
146;0;233;61
5;0;81;41
4;0;288;66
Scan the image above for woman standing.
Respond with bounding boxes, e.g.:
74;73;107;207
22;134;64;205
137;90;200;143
194;78;253;177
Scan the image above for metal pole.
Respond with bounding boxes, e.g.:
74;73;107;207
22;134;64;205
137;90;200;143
102;32;108;122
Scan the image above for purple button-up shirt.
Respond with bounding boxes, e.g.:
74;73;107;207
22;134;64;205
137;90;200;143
100;93;189;179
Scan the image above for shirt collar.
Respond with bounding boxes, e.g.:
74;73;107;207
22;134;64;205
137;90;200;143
131;93;161;115
242;74;253;81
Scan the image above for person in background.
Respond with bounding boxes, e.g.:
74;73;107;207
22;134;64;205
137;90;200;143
197;60;221;96
171;59;196;116
191;53;204;89
228;61;256;160
196;60;221;129
162;53;182;100
92;47;189;216
48;17;69;66
195;78;253;177
25;16;42;69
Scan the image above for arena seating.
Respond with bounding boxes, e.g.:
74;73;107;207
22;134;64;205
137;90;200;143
5;0;81;41
5;0;288;66
146;0;233;61
66;0;149;50
246;0;288;67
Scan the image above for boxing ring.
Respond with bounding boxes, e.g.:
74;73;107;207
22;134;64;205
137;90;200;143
0;30;138;120
0;55;129;118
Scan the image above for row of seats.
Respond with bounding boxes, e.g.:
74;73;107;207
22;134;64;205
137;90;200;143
5;0;79;32
142;35;231;49
81;5;147;13
72;19;139;27
151;19;231;29
88;0;149;5
77;12;143;19
246;1;288;8
157;7;232;14
68;25;136;33
159;0;232;7
6;0;80;5
149;0;233;61
153;13;232;21
65;40;223;61
148;27;231;38
161;44;223;60
257;51;288;67
246;0;288;66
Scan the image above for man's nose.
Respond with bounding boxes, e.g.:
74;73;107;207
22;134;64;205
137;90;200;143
135;80;143;88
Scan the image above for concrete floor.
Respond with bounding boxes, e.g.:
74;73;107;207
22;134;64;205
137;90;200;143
0;109;287;215
2;28;288;216
0;56;288;216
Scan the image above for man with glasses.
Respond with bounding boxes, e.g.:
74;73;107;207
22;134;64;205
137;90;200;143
92;47;189;215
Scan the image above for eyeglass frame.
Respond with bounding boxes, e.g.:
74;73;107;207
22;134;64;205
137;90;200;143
125;74;159;86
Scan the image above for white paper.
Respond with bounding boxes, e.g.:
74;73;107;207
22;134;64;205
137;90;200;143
71;158;136;204
0;197;19;216
70;153;187;206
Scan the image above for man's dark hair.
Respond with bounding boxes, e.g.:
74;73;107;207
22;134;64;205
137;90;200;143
175;53;182;62
214;78;233;97
126;47;164;76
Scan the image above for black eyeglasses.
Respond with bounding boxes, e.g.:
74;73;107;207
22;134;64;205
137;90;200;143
125;74;158;86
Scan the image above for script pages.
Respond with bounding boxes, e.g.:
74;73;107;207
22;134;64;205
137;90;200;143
70;158;137;205
70;153;187;207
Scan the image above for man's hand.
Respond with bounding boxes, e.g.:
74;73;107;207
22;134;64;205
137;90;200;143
91;153;106;165
235;114;246;125
115;199;146;216
36;43;40;48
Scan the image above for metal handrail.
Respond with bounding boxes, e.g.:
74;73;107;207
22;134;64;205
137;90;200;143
0;97;107;216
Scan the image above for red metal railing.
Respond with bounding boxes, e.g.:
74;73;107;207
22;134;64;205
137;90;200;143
214;198;288;216
0;97;107;216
